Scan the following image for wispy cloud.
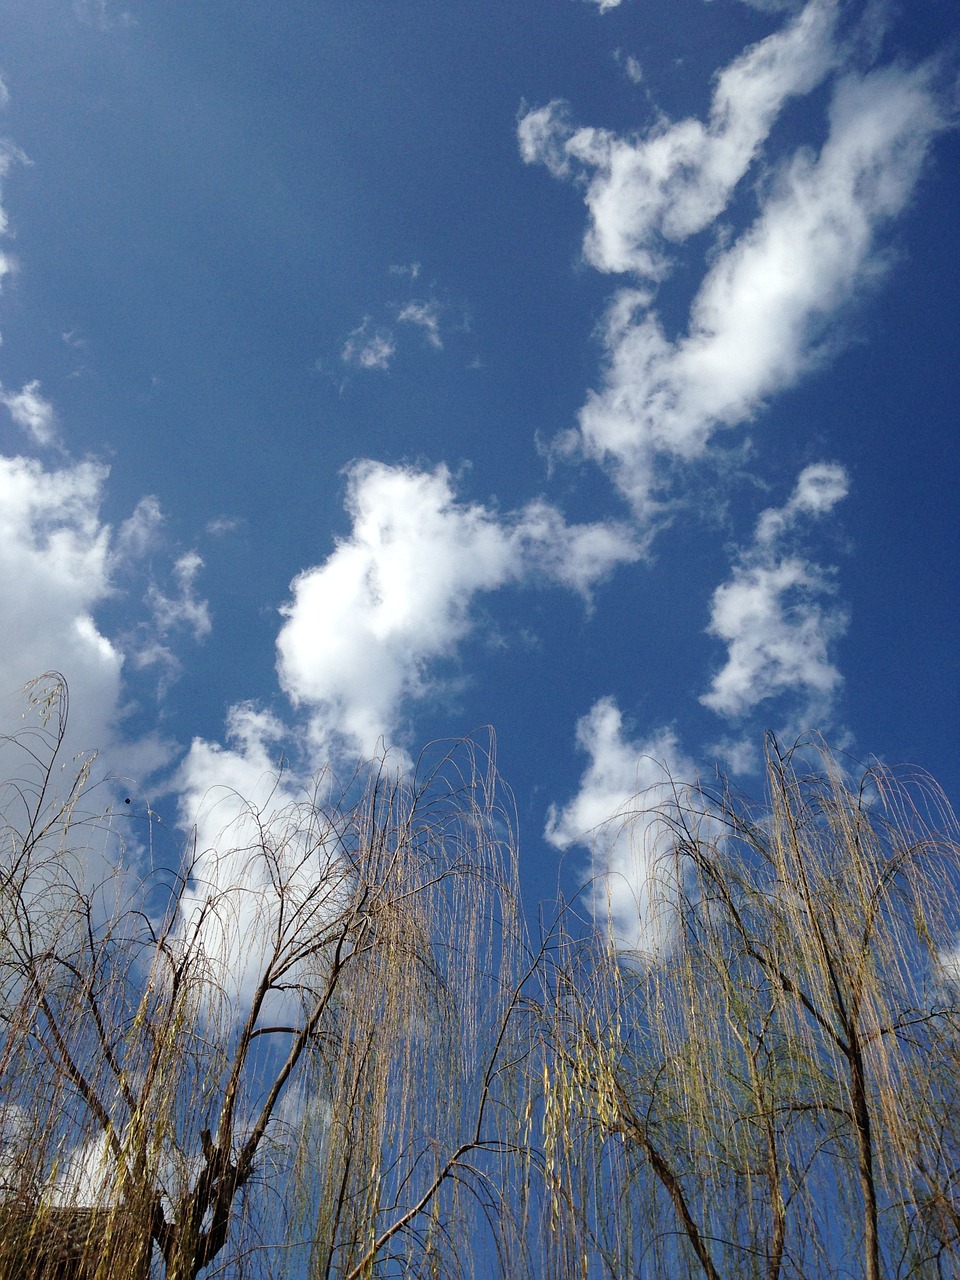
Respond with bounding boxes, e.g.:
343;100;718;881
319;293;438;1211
613;51;644;86
73;0;137;31
340;318;396;372
397;301;443;349
114;495;165;561
205;515;240;537
128;550;212;696
335;265;457;377
0;137;30;297
0;380;58;447
701;463;849;724
146;550;211;642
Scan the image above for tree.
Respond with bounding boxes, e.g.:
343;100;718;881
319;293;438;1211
0;675;540;1280
543;734;960;1279
6;678;960;1280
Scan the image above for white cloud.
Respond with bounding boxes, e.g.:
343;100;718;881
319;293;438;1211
277;462;517;759
520;0;839;278
570;59;945;516
701;463;849;721
0;454;122;758
545;698;697;956
754;459;849;544
340;318;396;371
178;704;295;864
397;301;443;349
0;450;188;789
0;139;31;302
174;704;317;1011
708;734;760;777
518;103;575;181
621;54;644;86
49;1132;117;1209
130;549;211;695
73;0;137;30
340;285;445;374
511;498;643;597
0;139;30;223
205;515;240;537
586;0;624;11
174;703;372;1024
147;550;211;641
115;494;164;559
702;558;845;719
0;380;58;446
276;461;639;760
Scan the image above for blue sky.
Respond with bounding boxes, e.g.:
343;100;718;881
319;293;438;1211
0;0;958;948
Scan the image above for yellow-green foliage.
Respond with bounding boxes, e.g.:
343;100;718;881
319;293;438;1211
544;734;960;1279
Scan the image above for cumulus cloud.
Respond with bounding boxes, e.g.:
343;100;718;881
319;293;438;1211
276;461;639;759
174;703;320;1011
701;462;849;722
546;698;697;955
179;704;292;832
568;59;945;516
0;380;58;446
0;452;171;823
341;318;396;372
0;446;199;784
519;0;839;278
0;454;122;755
174;703;394;1026
702;559;845;719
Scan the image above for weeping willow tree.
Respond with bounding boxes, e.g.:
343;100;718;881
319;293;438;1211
0;674;541;1280
543;735;960;1280
9;677;960;1279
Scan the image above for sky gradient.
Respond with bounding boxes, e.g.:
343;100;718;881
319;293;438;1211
0;0;958;951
